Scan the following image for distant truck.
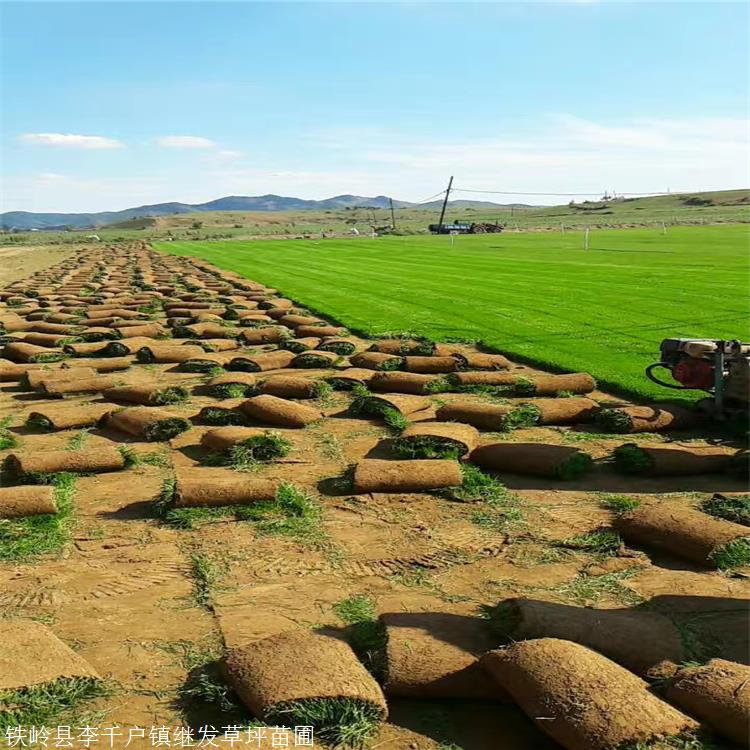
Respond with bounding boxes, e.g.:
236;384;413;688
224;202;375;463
428;221;503;234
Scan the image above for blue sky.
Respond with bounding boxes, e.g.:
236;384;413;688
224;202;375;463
1;1;748;213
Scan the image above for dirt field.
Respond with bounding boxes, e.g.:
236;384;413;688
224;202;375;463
0;244;78;287
0;243;747;750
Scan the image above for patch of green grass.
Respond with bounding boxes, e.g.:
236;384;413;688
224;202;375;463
156;226;749;402
613;443;654;474
392;434;463;460
621;730;724;750
268;698;384;749
556;450;594;480
505;403;541;428
333;594;376;624
0;472;76;561
0;677;111;732
151;385;190;405
552;568;644;606
152;637;223;671
118;445;172;468
65;429;92;450
599;493;643;514
559;529;622;556
709;537;750;570
440;464;507;504
189;552;226;610
199;407;249;426
316;433;346;463
203;431;292;468
209;382;254;399
142;416;191;442
700;493;750;526
0;415;18;450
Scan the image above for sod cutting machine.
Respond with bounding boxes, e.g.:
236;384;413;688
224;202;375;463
646;338;750;418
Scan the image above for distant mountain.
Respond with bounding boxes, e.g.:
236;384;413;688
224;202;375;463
0;193;511;231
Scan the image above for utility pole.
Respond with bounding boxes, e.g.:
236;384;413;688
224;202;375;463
437;176;453;233
389;198;396;230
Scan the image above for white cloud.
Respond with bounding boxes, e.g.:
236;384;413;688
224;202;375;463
156;135;218;149
19;133;124;149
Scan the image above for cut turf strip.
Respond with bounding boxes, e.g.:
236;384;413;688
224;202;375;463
352;459;462;493
4;447;126;480
239;394;322;428
480;639;697;750
257;375;329;400
436;401;512;431
103;384;189;406
170;468;280;508
104;407;191;441
486;598;684;676
381;612;509;700
612;443;733;475
224;629;387;748
0;486;57;519
368;371;439;395
25;404;113;432
613;502;750;569
666;659;750;746
470;443;593;479
510;397;599;426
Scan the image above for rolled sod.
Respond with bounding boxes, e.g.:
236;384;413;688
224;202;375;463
667;659;750;746
26;404;114;431
62;341;110;357
240;326;288;345
470;443;593;480
103;336;162;356
370;338;435;356
4;446;125;478
20;332;81;348
281;336;321;353
488;598;684;676
403;355;459;374
113;322;167;339
104;407;191;441
352;393;431;418
258;297;294;310
41;375;118;398
381;612;509;700
224;629;387;744
368;371;439;395
0;362;47;382
317;337;359;356
456;352;512;370
0;485;57;518
67;356;132;372
196;338;239;352
352;459;462;493
172;469;280;508
613;503;750;569
21;367;96;391
278;313;326;328
228;350;296;372
103;384;189;406
436;402;513;431
258;375;328;400
207;372;260;398
177;354;231;372
3;342;67;363
451;371;520;387
239;394;322;428
295;324;346;338
350;352;404;371
510;397;600;426
292;351;341;368
701;492;750;526
135;344;206;363
526;373;597;396
596;403;700;434
326;368;375;390
200;427;292;461
197;399;249;426
480;639;697;750
394;422;480;459
613;443;734;476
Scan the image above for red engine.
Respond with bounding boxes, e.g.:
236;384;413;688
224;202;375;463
671;357;715;390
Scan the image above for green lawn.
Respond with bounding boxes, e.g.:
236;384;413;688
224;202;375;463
156;224;749;400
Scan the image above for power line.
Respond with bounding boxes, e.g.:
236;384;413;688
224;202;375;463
453;187;681;197
414;189;448;204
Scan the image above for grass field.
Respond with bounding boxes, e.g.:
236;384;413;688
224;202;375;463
159;224;748;401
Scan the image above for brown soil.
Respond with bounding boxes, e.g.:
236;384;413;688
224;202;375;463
0;243;747;750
